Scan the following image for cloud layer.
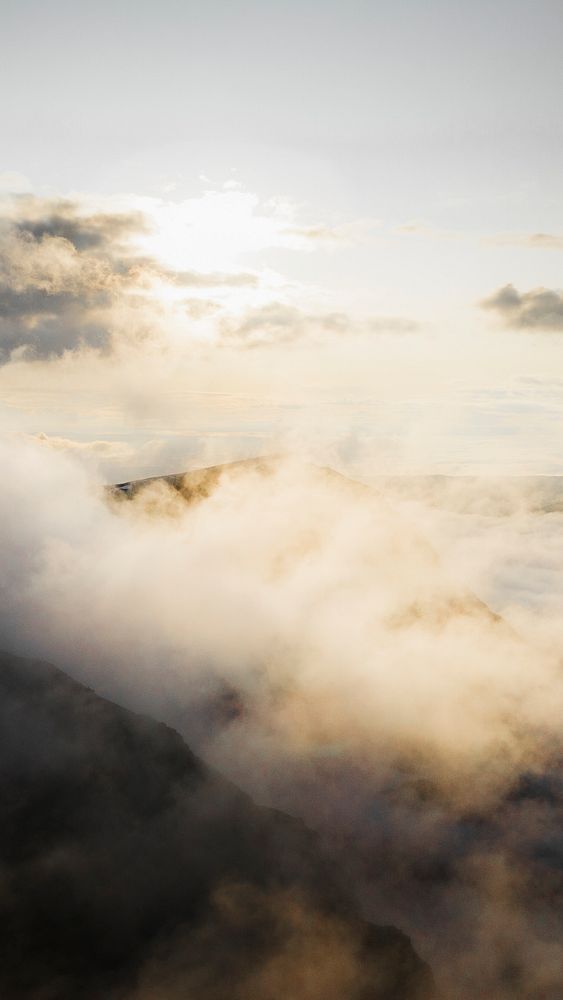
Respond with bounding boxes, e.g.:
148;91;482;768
2;439;563;995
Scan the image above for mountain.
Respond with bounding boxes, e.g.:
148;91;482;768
0;649;435;1000
111;460;563;516
110;455;358;502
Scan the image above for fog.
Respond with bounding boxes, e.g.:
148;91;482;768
2;434;563;997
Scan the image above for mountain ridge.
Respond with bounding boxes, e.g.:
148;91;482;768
0;648;436;1000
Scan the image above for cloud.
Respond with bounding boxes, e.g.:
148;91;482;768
3;442;563;995
220;304;419;349
8;197;147;250
220;303;350;348
395;222;458;241
482;284;563;331
397;224;563;254
0;198;153;362
33;432;130;456
485;232;563;250
367;316;419;334
282;218;380;247
171;269;258;288
1;194;388;364
525;233;563;249
30;431;212;482
0;190;418;370
0;197;265;364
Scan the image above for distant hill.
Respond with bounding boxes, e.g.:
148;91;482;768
0;649;435;1000
110;458;563;514
110;455;364;502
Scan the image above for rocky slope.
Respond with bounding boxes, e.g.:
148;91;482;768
0;649;435;1000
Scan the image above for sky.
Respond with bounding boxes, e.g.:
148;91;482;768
2;0;563;478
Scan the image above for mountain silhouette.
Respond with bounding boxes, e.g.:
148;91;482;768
0;649;435;1000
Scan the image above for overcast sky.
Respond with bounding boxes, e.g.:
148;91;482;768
1;0;563;478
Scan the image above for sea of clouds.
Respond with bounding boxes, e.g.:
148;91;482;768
2;436;563;996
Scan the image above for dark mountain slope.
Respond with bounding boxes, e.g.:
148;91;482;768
0;650;435;1000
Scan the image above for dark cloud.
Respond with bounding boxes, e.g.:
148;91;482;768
10;197;147;250
0;199;151;362
0;196;417;362
482;284;563;331
0;198;277;362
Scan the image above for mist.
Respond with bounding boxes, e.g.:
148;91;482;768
2;434;563;995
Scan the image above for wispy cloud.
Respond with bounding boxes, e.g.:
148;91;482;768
282;218;380;247
219;303;419;349
394;221;459;241
170;269;258;288
484;232;563;250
